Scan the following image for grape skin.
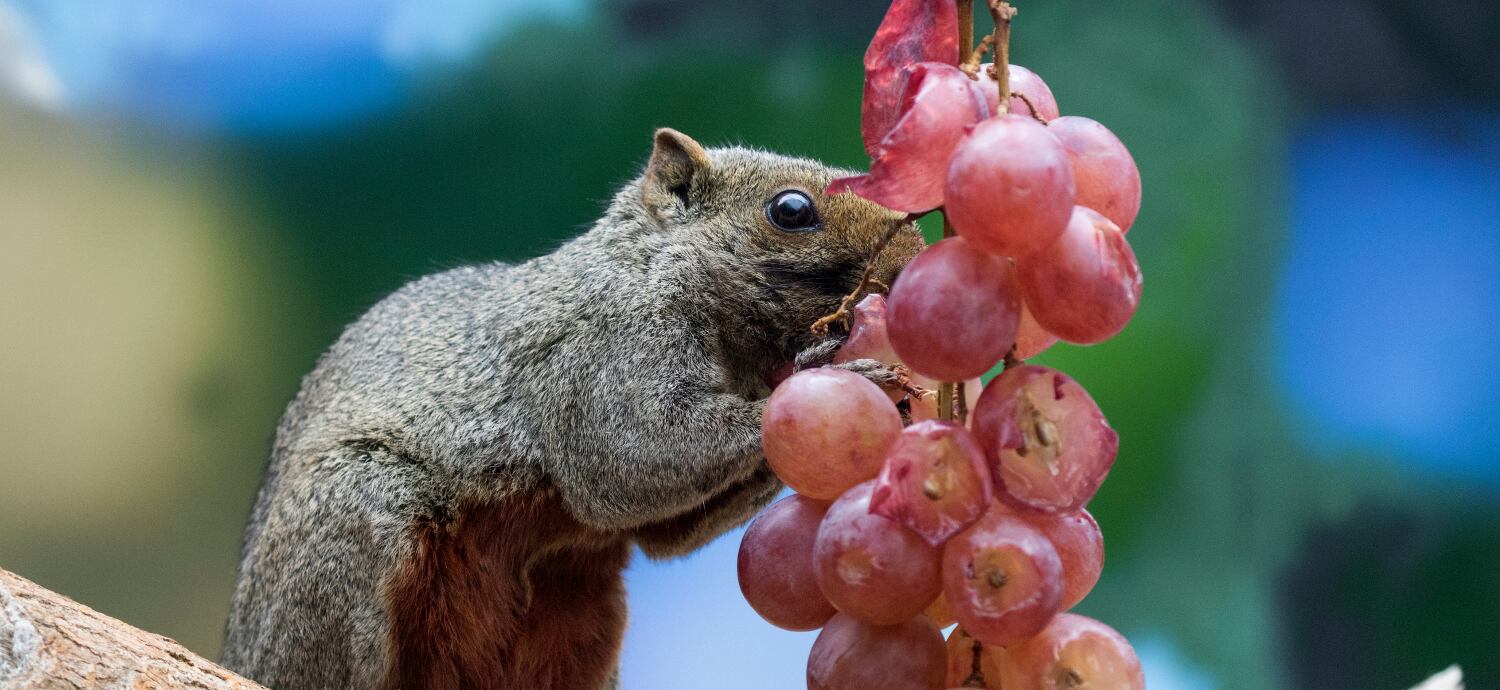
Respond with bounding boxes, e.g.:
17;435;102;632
978;63;1061;121
859;0;960;155
942;506;1063;646
970;364;1119;515
1049;115;1142;233
762;368;903;500
869;420;994;545
737;495;836;631
995;613;1145;690
814;480;943;625
945;115;1076;259
808;613;947;690
1017;206;1143;345
887;237;1021;381
996;504;1105;610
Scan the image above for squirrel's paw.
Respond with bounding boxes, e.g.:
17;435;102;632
827;357;915;395
793;339;844;372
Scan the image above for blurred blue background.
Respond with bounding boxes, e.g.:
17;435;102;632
0;0;1495;688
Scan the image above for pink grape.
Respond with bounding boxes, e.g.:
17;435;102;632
942;506;1063;645
763;368;903;500
887;237;1021;381
858;0;960;156
814;480;942;624
1014;298;1058;360
945;115;1076;258
869;420;993;545
737;495;836;631
997;504;1105;610
833;63;993;213
996;613;1144;690
970;365;1118;514
808;613;947;690
1048;116;1142;232
835;294;902;366
978;63;1061;121
1017;206;1143;344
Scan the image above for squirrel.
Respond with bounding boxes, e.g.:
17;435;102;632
220;128;923;690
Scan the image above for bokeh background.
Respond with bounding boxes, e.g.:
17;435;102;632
1;0;1496;688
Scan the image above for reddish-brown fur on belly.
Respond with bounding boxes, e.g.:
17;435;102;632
384;491;630;690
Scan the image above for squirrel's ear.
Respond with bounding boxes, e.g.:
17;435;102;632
642;128;711;218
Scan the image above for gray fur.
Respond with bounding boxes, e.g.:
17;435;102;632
221;130;922;689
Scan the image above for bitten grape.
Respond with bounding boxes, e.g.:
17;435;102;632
1048;115;1142;232
870;420;993;545
1017;206;1142;344
944;627;1005;688
832;63;993;213
995;613;1145;690
762;368;903;500
737;495;836;631
808;613;947;690
859;0;960;155
942;506;1063;645
945;115;1076;258
814;480;943;624
887;237;1021;381
979;63;1060;121
970;364;1118;514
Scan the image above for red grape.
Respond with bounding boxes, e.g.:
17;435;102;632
737;495;836;631
808;613;947;690
814;480;942;624
1048;116;1142;232
978;63;1061;121
995;613;1144;690
870;420;993;545
997;504;1105;610
887;237;1021;381
1014;298;1058;360
763;368;903;500
833;63;993;213
944;627;1005;688
970;364;1118;514
945;115;1076;258
1017;206;1143;344
859;0;960;156
835;294;902;366
942;506;1063;645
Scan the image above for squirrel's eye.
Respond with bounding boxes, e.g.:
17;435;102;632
765;190;821;232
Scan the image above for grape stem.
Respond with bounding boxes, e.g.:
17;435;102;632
938;215;958;422
989;0;1018;115
958;0;975;57
809;214;921;336
960;35;995;78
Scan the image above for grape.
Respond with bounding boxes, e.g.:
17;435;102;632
970;364;1118;514
887;237;1021;381
995;613;1144;690
814;480;942;624
977;63;1061;121
832;63;993;213
925;591;956;628
942;506;1063;645
737;495;836;631
808;613;947;690
997;504;1105;610
1048;116;1142;232
859;0;960;156
835;294;902;366
945;115;1076;259
763;368;903;500
944;627;1005;689
1017;206;1143;344
870;420;993;545
1013;298;1058;360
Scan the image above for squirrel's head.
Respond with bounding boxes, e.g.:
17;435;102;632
636;128;924;368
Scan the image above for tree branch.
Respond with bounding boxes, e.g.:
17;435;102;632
0;567;265;689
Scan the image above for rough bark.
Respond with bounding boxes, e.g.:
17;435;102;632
0;567;264;690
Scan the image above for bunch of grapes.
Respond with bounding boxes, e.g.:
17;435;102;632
737;1;1148;688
